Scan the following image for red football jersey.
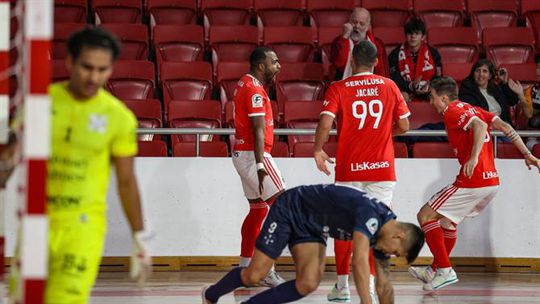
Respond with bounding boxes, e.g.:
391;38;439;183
443;101;500;188
233;74;274;153
322;72;410;181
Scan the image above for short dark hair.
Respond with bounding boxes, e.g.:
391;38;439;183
249;47;274;68
404;17;426;36
399;222;425;264
430;77;459;100
466;58;496;87
67;27;121;60
352;40;378;68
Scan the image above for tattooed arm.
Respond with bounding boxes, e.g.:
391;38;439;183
374;257;394;304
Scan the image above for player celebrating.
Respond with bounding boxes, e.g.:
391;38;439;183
9;28;152;303
232;47;285;286
202;184;425;304
314;40;410;302
409;77;540;290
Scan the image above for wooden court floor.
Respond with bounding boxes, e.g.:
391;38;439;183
90;271;540;303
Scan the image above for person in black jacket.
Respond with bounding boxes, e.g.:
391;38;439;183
458;58;527;126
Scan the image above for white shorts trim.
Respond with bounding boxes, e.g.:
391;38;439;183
335;181;395;208
428;184;499;224
232;151;286;201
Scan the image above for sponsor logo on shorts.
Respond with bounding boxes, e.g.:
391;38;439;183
366;218;379;235
351;161;390;172
252;94;264;108
482;171;498;179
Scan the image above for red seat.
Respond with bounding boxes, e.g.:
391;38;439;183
123;99;163;141
468;0;518;40
408;102;442;130
500;63;538;88
264;27;316;63
107;60;156;100
173;141;229;157
414;0;465;28
160;62;213;113
363;0;413;27
428;27;479;64
496;143;523;159
201;0;253;40
209;26;259;69
412;142;455;158
168;100;222;143
372;27;405;56
54;0;87;23
271;141;290;157
217;62;250;107
93;0;142;24
138;140;168;157
275;63;325;110
318;27;343;77
255;0;304;38
147;0;197;28
442;62;473;85
100;24;148;60
153;25;204;73
293;142;337;157
394;142;408;158
284;100;324;149
522;0;540;37
483;27;535;66
533;144;540;158
52;23;87;59
51;59;70;82
306;0;354;29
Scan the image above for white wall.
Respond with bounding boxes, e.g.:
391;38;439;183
4;158;540;258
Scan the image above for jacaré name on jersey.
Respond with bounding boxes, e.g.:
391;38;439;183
345;78;385;87
351;161;390;172
355;87;379;97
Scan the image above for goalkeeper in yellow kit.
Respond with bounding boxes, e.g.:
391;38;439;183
11;27;152;303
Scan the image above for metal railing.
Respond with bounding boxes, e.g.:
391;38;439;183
138;128;540;157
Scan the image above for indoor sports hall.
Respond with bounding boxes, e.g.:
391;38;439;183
0;0;539;303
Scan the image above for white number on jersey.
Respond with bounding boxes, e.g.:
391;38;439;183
352;99;384;129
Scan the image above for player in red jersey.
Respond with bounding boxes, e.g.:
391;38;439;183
232;47;286;287
314;40;410;303
409;77;540;291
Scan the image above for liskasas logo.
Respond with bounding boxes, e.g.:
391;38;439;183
482;171;498;179
350;161;390;172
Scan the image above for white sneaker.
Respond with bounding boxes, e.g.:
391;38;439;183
427;268;459;290
260;269;286;287
327;283;351;302
201;285;214;304
409;266;436;284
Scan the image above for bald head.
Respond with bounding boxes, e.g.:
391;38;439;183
351;8;371;24
349;8;371;42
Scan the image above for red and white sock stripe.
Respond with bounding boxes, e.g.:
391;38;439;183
421;220;441;233
263;157;284;190
429;185;458;211
21;1;52;303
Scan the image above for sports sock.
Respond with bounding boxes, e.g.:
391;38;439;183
369;249;376;276
205;267;246;303
422;220;451;269
242;280;304;304
334;239;352;276
240;204;268;258
432;226;457;270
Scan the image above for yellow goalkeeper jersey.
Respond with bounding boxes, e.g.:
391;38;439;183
47;82;138;216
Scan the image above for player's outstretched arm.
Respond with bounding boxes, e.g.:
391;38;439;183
313;114;335;176
114;156;152;286
374;258;394;304
464;119;488;177
491;118;540;172
351;232;375;304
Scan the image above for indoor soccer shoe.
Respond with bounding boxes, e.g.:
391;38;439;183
409;266;436;284
260;269;286;287
428;268;459;290
201;285;215;304
327;283;351;303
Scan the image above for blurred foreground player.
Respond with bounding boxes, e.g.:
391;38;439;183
10;28;152;303
202;184;425;304
409;77;540;291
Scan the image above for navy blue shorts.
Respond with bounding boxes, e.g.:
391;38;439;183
255;196;327;259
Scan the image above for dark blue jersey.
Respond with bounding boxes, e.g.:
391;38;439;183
277;184;396;244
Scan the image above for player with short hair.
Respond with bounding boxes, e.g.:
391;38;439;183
409;77;540;290
315;40;410;302
232;47;285;286
202;184;425;304
9;27;152;303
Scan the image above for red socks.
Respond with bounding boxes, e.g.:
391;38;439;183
422;220;452;269
334;239;376;276
240;204;268;258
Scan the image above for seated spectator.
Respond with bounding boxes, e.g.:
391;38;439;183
459;58;527;126
330;7;388;79
389;18;442;102
523;54;540;148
